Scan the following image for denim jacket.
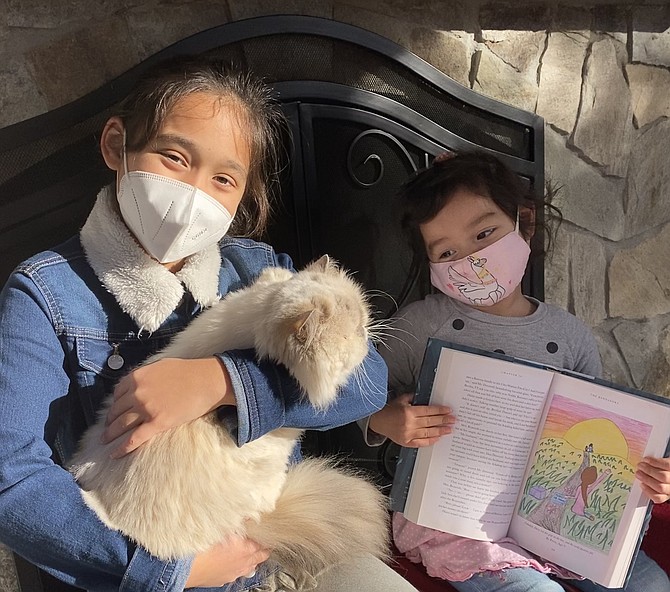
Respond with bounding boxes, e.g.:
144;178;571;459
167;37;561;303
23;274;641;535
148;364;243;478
0;188;387;592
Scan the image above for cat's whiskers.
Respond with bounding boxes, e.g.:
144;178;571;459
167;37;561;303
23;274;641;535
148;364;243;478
365;288;398;308
373;329;416;349
366;319;392;339
352;363;386;410
367;319;418;351
364;289;403;320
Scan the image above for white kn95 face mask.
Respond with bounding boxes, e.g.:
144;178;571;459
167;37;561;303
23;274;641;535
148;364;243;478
116;135;234;263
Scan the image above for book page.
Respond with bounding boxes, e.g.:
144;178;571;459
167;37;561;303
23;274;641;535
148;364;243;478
509;374;670;587
404;347;555;540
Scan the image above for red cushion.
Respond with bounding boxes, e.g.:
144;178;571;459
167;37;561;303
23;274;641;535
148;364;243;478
389;546;454;592
641;502;670;574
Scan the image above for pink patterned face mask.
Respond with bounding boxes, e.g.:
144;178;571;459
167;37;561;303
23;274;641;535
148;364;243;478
429;228;530;307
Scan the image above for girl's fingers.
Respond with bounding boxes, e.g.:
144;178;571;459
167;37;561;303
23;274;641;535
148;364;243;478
640;457;670;471
411;404;452;417
417;412;455;430
410;425;454;446
639;482;670;504
105;393;136;426
637;460;670;486
102;412;143;444
397;393;452;415
252;548;271;565
111;374;134;399
636;461;670;503
109;422;153;458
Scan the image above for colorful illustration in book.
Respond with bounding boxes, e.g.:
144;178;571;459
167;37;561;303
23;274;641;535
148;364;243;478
447;256;505;305
518;395;652;553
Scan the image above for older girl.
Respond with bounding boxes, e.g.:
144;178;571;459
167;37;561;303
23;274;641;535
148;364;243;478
0;56;416;592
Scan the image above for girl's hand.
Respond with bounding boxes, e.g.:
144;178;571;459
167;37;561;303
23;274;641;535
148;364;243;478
368;392;455;447
636;456;670;504
185;536;271;588
101;357;236;457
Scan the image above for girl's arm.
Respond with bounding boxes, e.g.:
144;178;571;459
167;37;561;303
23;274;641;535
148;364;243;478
367;392;454;448
102;341;388;452
0;274;192;591
364;302;454;448
218;341;389;446
590;467;612;490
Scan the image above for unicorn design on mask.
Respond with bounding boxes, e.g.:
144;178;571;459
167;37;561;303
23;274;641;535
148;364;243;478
447;256;506;306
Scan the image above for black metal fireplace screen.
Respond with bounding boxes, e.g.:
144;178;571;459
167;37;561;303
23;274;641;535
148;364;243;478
0;15;544;309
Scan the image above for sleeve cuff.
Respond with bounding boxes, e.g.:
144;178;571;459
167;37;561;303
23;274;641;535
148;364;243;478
216;352;252;447
216;350;287;446
120;547;191;592
357;416;387;447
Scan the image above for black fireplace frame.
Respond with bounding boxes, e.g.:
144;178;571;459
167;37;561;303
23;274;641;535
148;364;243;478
0;14;545;297
0;15;546;592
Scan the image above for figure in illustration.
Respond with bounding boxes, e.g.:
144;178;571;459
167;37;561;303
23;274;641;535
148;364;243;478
527;444;610;534
447;256;506;305
570;464;611;521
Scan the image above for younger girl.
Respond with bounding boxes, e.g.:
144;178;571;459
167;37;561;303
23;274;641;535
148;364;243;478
0;56;417;592
366;152;670;592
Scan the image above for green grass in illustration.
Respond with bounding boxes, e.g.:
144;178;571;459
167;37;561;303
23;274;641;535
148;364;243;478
518;438;633;552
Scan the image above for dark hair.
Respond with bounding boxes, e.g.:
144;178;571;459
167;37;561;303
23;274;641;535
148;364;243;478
114;55;287;238
580;465;599;507
400;150;561;261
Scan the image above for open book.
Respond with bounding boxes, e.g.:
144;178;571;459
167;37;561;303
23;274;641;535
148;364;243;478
390;339;670;589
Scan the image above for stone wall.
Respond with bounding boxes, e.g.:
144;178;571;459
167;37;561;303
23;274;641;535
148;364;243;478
1;1;670;590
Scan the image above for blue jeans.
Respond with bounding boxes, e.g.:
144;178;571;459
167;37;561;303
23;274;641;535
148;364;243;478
449;551;669;592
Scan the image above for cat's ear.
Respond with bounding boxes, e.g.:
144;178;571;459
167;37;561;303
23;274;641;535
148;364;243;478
292;309;320;348
311;254;330;272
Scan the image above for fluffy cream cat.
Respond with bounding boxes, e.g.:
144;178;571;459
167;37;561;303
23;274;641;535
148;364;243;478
69;256;389;590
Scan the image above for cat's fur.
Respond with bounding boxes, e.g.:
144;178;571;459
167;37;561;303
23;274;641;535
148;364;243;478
69;256;389;589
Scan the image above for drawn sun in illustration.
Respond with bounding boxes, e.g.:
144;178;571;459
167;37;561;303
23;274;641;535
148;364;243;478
564;418;629;459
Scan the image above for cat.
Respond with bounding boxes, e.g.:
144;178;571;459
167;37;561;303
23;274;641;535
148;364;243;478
69;255;390;590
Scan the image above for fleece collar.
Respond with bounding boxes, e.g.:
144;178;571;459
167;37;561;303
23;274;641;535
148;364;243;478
80;185;221;333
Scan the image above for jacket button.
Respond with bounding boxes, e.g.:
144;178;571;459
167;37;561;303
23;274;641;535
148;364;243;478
107;343;125;370
107;353;125;370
